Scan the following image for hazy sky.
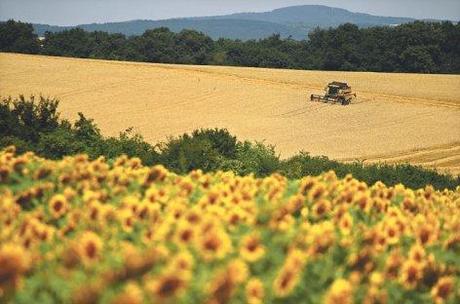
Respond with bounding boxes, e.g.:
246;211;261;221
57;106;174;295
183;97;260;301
1;0;459;25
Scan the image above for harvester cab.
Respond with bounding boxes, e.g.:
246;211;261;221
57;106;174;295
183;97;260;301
310;81;356;105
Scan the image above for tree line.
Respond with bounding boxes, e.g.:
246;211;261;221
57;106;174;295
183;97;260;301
1;95;459;190
1;19;459;73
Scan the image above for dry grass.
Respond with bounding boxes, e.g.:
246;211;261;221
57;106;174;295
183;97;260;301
1;53;460;174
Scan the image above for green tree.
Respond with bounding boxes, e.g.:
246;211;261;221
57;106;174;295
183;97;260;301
0;20;40;53
400;46;436;73
42;28;93;57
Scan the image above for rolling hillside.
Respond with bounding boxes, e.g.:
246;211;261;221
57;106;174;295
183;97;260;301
33;19;308;41
201;5;414;27
1;53;459;174
31;5;416;40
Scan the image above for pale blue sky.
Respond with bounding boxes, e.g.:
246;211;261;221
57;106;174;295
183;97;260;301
1;0;459;25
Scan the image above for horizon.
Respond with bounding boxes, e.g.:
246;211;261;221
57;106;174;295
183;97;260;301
0;0;459;26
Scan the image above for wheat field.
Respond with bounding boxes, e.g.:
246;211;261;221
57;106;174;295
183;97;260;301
1;53;460;174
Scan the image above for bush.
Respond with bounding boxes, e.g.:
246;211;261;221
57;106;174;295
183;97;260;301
235;141;280;177
159;134;223;173
280;152;460;190
101;129;160;166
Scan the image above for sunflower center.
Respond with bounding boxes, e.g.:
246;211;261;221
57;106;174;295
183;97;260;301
158;277;181;298
85;242;97;259
180;230;192;242
246;239;259;252
204;236;221;251
437;283;452;298
54;201;63;212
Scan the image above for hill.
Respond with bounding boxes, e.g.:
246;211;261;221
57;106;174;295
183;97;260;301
1;53;459;174
201;5;414;27
31;5;416;40
33;19;308;40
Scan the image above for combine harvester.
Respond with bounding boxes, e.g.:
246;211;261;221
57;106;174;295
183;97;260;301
310;82;356;105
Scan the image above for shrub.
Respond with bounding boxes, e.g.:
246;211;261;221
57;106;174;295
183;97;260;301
235;141;280;177
159;134;223;173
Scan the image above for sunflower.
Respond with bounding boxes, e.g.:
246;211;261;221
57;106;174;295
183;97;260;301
144;187;161;204
308;183;327;202
285;249;307;269
143;165;168;186
0;165;11;183
354;191;372;212
227;259;249;284
147;273;186;300
416;223;437;245
184;209;202;225
312;199;332;219
226;208;246;227
338;212;353;235
408;243;426;265
196;228;232;261
77;231;103;265
363;287;387;304
0;243;30;294
306;221;336;256
111;282;143;304
246;278;264;304
385;250;403;279
370;271;384;287
178;177;195;197
71;283;101;304
300;206;309;218
239;233;265;263
431;276;455;304
207;272;235;304
399;259;423;290
63;187;77;202
62;242;81;269
118;210;135;233
48;194;69;219
348;248;374;273
286;194;304;213
384;219;400;245
324;278;353;304
299;176;316;196
174;223;196;247
168;251;194;274
87;200;105;222
273;266;301;298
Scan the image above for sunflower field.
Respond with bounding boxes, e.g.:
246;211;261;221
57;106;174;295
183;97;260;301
0;146;459;304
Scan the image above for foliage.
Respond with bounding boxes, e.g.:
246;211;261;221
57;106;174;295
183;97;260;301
280;153;460;191
0;150;459;303
0;20;40;53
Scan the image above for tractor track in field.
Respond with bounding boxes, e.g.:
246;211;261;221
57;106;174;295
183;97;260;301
339;142;460;175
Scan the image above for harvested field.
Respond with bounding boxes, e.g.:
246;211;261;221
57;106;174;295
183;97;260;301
1;53;460;174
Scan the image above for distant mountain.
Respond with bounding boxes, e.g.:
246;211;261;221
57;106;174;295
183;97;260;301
32;5;417;40
204;5;414;27
33;19;309;40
